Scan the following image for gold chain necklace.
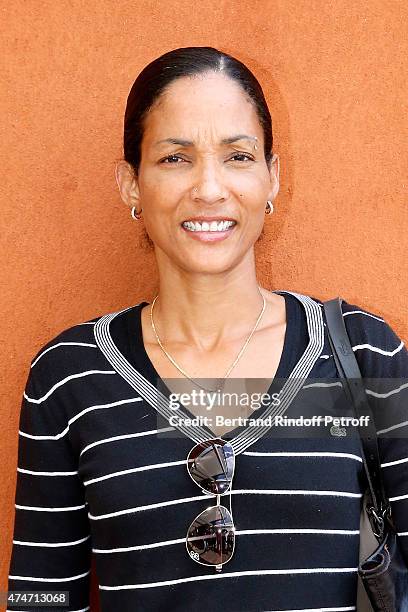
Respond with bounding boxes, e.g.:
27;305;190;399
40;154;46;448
149;287;266;393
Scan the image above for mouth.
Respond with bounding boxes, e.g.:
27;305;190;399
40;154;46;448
181;219;237;232
180;218;237;243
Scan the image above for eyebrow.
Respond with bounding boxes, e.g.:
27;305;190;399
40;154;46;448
154;134;258;147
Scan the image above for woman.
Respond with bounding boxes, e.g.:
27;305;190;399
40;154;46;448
8;46;408;612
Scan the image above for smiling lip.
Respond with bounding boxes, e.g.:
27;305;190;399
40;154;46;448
180;219;236;242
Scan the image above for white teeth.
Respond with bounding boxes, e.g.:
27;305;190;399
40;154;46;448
182;220;235;232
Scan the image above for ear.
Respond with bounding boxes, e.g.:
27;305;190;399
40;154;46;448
115;160;141;211
267;153;280;202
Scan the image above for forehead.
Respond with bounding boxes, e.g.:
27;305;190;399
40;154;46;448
142;72;263;143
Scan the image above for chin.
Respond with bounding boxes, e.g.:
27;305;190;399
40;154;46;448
178;253;241;275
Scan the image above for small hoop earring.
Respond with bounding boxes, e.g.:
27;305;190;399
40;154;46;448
131;206;142;220
265;200;274;215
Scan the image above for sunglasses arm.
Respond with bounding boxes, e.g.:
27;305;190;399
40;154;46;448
214;494;224;573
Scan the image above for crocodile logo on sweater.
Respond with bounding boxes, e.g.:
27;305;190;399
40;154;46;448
330;425;347;436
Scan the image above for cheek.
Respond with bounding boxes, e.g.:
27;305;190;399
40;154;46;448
141;168;185;208
238;197;267;242
140;186;176;225
140;194;175;246
238;191;266;222
237;172;269;205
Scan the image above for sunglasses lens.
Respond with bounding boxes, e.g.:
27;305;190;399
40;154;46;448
186;505;235;566
187;438;234;495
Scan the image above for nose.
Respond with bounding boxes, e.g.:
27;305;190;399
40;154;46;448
191;158;229;204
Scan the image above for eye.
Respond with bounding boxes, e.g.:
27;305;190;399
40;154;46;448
160;154;187;164
229;152;255;162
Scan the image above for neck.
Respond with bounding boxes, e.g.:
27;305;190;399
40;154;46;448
149;255;270;353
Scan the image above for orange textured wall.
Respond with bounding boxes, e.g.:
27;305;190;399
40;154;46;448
1;1;407;609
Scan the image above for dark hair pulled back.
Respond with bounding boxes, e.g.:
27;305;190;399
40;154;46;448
123;46;273;174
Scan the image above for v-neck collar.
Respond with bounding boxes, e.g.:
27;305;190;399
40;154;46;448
93;290;325;455
125;292;297;440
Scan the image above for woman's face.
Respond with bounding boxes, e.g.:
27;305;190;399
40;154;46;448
120;71;278;274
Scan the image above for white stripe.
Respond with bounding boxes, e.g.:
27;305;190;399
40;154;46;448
84;459;186;486
93;529;359;553
389;492;408;502
377;420;408;435
19;427;70;440
78;321;96;325
9;570;90;582
265;607;355;612
31;342;97;367
352;340;404;357
88;493;207;519
80;426;175;457
65;397;143;429
99;567;358;590
24;370;116;403
17;467;78;476
13;535;91;547
319;354;331;359
243;451;362;462
16;503;86;512
343;309;384;322
365;381;408;398
221;488;362;498
302;382;343;389
89;489;362;520
381;456;408;468
397;532;408;536
239;528;359;535
94;537;186;553
19;397;143;440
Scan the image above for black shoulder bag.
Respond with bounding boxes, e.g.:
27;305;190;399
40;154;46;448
323;297;408;612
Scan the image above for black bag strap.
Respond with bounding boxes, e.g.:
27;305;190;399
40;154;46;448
323;297;391;537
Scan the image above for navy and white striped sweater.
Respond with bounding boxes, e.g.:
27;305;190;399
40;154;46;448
7;290;408;611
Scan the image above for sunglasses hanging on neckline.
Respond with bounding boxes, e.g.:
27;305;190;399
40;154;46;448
185;437;236;572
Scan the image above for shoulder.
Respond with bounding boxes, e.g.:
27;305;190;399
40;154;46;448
301;290;402;345
29;302;139;368
304;291;407;377
29;312;103;370
19;312;107;428
21;306;136;424
26;305;131;390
